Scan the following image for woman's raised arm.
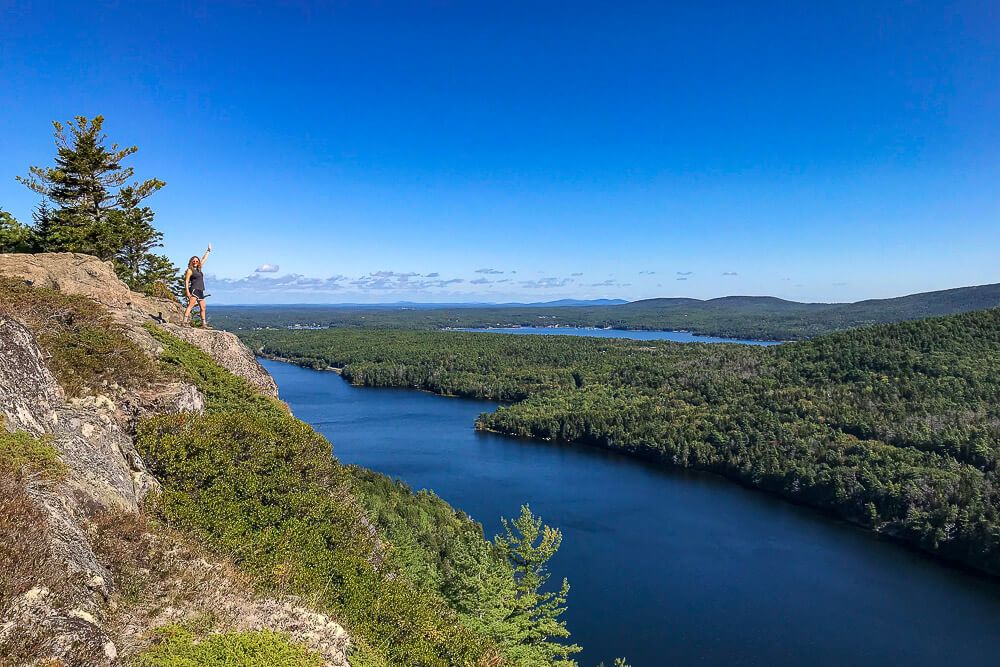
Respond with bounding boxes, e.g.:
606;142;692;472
201;243;212;266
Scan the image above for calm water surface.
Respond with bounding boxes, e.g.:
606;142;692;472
455;326;782;345
261;359;1000;666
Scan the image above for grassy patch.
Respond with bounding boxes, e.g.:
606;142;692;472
0;428;65;479
0;276;157;396
136;625;322;667
145;324;286;418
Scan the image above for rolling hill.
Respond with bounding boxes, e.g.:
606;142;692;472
214;282;1000;340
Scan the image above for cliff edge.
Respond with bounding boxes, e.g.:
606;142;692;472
0;252;278;397
0;253;346;666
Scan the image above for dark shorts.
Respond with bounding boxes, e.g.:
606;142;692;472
191;289;205;300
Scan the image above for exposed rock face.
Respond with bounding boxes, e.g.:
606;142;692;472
0;317;177;666
0;252;181;325
0;317;62;435
104;525;351;666
0;252;277;397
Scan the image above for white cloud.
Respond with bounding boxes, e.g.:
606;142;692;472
255;263;280;273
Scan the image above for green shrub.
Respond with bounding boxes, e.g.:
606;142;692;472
0;276;157;396
0;427;65;478
145;324;286;418
135;625;322;667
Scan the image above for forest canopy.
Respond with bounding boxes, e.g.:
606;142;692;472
240;308;1000;576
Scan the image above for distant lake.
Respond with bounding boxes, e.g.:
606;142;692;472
455;326;782;345
263;358;1000;667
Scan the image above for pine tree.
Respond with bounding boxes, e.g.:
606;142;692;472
30;201;56;251
105;186;173;291
493;505;581;666
0;208;32;253
17;116;179;291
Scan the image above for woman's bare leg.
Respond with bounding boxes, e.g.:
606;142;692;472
198;299;208;327
183;297;197;324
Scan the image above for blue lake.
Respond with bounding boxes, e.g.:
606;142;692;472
454;326;782;345
262;358;1000;666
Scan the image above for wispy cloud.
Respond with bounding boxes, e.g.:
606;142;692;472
370;270;420;279
722;271;738;276
571;272;583;277
212;273;348;293
351;271;463;290
519;277;574;289
589;279;631;288
676;277;688;281
639;270;656;275
475;268;505;275
209;266;587;301
832;281;848;286
676;271;693;276
255;263;280;273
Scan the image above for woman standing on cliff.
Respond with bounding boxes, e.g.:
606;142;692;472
183;243;212;327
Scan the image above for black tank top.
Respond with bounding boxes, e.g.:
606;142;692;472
189;268;205;292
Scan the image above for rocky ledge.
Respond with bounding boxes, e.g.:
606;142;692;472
0;252;277;397
0;253;344;665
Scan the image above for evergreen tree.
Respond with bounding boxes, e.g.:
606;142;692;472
494;505;581;666
0;208;32;253
17;116;179;291
30;201;56;251
104;186;177;292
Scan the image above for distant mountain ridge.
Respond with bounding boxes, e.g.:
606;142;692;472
213;282;1000;341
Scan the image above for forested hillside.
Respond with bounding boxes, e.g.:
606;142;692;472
215;282;1000;340
241;309;1000;576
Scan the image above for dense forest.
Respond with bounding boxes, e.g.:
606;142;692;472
240;309;1000;576
214;282;1000;340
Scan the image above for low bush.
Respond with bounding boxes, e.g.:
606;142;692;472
0;276;157;396
138;409;496;666
145;324;286;418
0;427;65;479
145;281;180;304
135;625;322;667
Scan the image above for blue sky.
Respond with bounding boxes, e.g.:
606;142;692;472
2;1;998;304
